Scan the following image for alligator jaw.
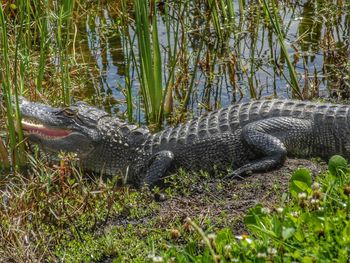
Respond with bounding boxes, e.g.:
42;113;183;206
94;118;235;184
21;119;72;139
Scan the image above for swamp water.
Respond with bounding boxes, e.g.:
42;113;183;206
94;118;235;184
74;0;349;121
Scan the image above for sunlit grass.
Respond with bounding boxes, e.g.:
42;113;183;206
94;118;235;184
1;151;349;261
0;0;79;167
36;0;48;93
57;0;75;105
0;0;350;260
0;4;22;168
134;0;163;127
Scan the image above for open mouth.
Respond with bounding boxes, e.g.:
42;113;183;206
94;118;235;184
21;119;72;139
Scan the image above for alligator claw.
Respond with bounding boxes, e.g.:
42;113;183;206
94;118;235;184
224;169;250;180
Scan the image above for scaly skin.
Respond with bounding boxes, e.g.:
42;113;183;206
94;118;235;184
19;98;350;186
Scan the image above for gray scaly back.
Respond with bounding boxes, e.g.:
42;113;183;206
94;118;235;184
19;98;350;187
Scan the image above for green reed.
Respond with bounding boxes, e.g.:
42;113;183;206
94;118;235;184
208;0;223;40
36;1;48;93
0;5;21;168
162;1;181;117
120;0;134;123
207;0;235;40
247;3;261;99
261;0;302;99
0;1;77;169
134;0;163;126
57;0;75;105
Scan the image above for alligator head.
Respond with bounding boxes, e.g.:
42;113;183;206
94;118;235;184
18;97;151;177
19;98;109;157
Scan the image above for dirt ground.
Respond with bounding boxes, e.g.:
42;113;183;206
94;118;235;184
152;158;326;233
109;158;326;236
98;158;327;262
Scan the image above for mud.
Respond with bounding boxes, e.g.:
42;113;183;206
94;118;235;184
154;158;326;233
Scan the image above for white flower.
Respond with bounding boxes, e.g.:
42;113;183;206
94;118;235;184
224;244;232;252
257;252;267;258
276;207;284;213
290;211;299;217
261;207;271;215
298;192;307;199
152;256;163;262
311;182;320;190
267;247;277;255
235;234;253;244
310;199;319;204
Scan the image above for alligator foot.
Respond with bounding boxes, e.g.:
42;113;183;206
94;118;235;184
224;170;247;180
140;150;175;187
226;117;313;179
225;156;284;180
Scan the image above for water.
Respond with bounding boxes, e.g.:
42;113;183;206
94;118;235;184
73;0;350;121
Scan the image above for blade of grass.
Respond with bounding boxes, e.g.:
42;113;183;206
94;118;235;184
119;0;134;122
0;139;10;168
261;0;302;99
57;0;75;105
134;0;163;126
151;1;162;125
0;5;20;167
37;0;48;93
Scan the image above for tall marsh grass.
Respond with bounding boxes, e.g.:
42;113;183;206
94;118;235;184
0;4;22;167
57;0;75;105
261;0;303;99
1;0;350;261
134;0;163;126
122;0;184;126
0;0;76;168
207;0;235;40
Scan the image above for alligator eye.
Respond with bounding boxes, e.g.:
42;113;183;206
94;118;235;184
61;108;78;117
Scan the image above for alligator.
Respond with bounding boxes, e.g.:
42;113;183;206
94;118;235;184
18;98;350;186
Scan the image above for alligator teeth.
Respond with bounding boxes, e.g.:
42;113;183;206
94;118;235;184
22;120;45;129
21;119;72;138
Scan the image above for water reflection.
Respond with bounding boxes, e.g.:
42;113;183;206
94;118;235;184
73;1;350;121
77;7;125;113
298;0;323;63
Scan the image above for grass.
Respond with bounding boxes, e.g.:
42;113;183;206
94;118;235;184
0;0;91;166
57;0;75;105
159;156;350;262
0;3;25;168
261;0;303;99
1;0;350;261
2;0;349;130
134;0;163;127
1;151;349;261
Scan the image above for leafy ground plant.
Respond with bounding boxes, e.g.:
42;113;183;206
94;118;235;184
0;152;349;261
14;156;350;262
159;156;350;262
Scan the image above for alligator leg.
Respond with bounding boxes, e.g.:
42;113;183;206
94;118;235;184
229;117;313;178
140;150;175;186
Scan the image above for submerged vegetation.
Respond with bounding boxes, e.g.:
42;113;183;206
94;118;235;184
0;0;350;261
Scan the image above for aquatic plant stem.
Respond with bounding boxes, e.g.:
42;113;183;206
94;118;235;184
0;5;20;167
261;0;302;99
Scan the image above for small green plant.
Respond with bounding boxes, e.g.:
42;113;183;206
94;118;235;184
160;156;350;261
328;155;348;177
1;146;350;262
